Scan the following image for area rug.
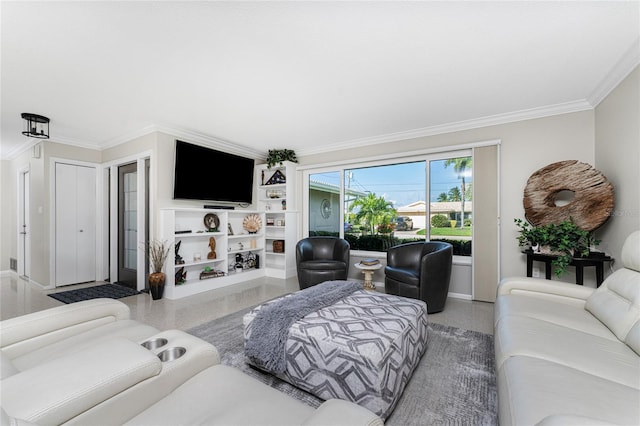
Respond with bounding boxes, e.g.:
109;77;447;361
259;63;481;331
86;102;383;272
187;306;498;425
48;283;141;304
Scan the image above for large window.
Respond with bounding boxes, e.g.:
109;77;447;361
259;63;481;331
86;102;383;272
307;151;473;256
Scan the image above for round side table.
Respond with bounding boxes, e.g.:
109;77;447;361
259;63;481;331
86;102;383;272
354;263;383;290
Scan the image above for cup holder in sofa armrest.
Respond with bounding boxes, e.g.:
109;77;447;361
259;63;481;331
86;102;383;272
158;347;186;362
141;338;168;350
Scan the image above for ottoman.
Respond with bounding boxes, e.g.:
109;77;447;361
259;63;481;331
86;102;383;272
243;287;428;419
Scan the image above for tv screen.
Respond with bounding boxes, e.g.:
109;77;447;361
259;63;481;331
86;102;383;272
173;140;255;204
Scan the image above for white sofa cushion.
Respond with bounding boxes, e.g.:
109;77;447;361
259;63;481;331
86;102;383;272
0;298;131;357
621;230;640;273
585;233;640;342
124;364;383;426
126;364;313;425
0;351;18;380
494;293;615;340
626;321;640;356
495;315;640;388
9;319;159;372
498;356;640;426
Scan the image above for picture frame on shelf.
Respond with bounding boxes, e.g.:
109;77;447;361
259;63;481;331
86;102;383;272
265;170;286;185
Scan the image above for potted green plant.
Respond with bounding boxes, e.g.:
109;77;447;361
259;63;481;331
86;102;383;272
514;217;600;277
145;239;173;300
266;149;298;169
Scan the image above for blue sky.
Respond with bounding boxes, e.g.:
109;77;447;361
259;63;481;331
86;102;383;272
313;159;471;207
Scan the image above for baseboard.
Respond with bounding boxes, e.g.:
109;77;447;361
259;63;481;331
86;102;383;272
448;292;472;301
367;282;473;300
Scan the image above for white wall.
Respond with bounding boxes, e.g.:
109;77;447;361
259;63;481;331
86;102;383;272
0;159;16;272
300;110;596;285
595;65;640;262
1;142;101;284
4;71;636;292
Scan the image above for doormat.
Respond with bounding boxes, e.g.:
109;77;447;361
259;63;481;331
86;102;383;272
48;284;141;304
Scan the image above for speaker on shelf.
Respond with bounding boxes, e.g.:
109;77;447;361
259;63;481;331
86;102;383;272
204;205;235;210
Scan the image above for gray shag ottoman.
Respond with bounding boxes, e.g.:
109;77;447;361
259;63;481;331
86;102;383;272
243;288;428;419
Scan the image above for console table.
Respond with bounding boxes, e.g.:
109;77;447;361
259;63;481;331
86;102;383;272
523;250;613;287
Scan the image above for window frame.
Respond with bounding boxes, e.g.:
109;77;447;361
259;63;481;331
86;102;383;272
302;147;473;258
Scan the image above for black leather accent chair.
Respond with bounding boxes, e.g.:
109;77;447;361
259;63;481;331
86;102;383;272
384;241;453;314
296;237;350;290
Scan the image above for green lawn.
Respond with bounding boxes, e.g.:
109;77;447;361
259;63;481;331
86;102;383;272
418;227;472;237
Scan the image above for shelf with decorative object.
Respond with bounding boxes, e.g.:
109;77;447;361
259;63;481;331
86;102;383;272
160;208;266;299
255;162;298;279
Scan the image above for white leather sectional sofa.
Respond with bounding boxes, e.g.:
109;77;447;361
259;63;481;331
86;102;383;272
0;298;383;425
494;230;640;426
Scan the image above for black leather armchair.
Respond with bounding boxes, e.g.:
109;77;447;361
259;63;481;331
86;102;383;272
384;241;453;314
296;237;350;290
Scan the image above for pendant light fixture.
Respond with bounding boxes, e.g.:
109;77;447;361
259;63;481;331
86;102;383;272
21;113;50;139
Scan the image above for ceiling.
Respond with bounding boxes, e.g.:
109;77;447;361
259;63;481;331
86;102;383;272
2;1;639;160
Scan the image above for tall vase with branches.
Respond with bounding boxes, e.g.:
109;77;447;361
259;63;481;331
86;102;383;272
145;239;172;300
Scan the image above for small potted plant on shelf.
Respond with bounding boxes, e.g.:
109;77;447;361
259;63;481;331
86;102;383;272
514;217;600;277
266;149;298;169
145;239;173;300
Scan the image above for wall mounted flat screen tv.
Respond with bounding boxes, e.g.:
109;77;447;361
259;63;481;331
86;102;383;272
173;140;255;205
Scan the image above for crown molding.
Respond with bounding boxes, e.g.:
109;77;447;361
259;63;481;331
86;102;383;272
588;38;640;107
101;124;266;160
297;99;593;156
2;138;39;160
1;124;267;161
4;99;593;161
3;135;104;160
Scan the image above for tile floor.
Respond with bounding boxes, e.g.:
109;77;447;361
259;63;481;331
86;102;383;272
0;274;495;334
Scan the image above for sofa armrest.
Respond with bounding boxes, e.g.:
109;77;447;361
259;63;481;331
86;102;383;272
68;330;221;425
498;277;595;302
1;337;161;425
301;399;384;426
0;298;130;355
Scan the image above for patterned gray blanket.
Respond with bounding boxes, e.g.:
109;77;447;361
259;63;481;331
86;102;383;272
244;280;363;374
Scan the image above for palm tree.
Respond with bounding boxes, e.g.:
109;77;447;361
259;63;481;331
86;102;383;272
349;192;395;234
448;187;461;202
437;192;448;202
444;157;472;227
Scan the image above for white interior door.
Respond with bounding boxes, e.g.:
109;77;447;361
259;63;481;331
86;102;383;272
77;165;96;282
55;163;96;286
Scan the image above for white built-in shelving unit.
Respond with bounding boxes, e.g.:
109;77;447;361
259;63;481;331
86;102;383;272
158;161;298;299
160;208;266;299
255;161;297;279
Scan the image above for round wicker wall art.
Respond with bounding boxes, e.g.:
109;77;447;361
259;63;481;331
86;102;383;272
523;160;614;231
